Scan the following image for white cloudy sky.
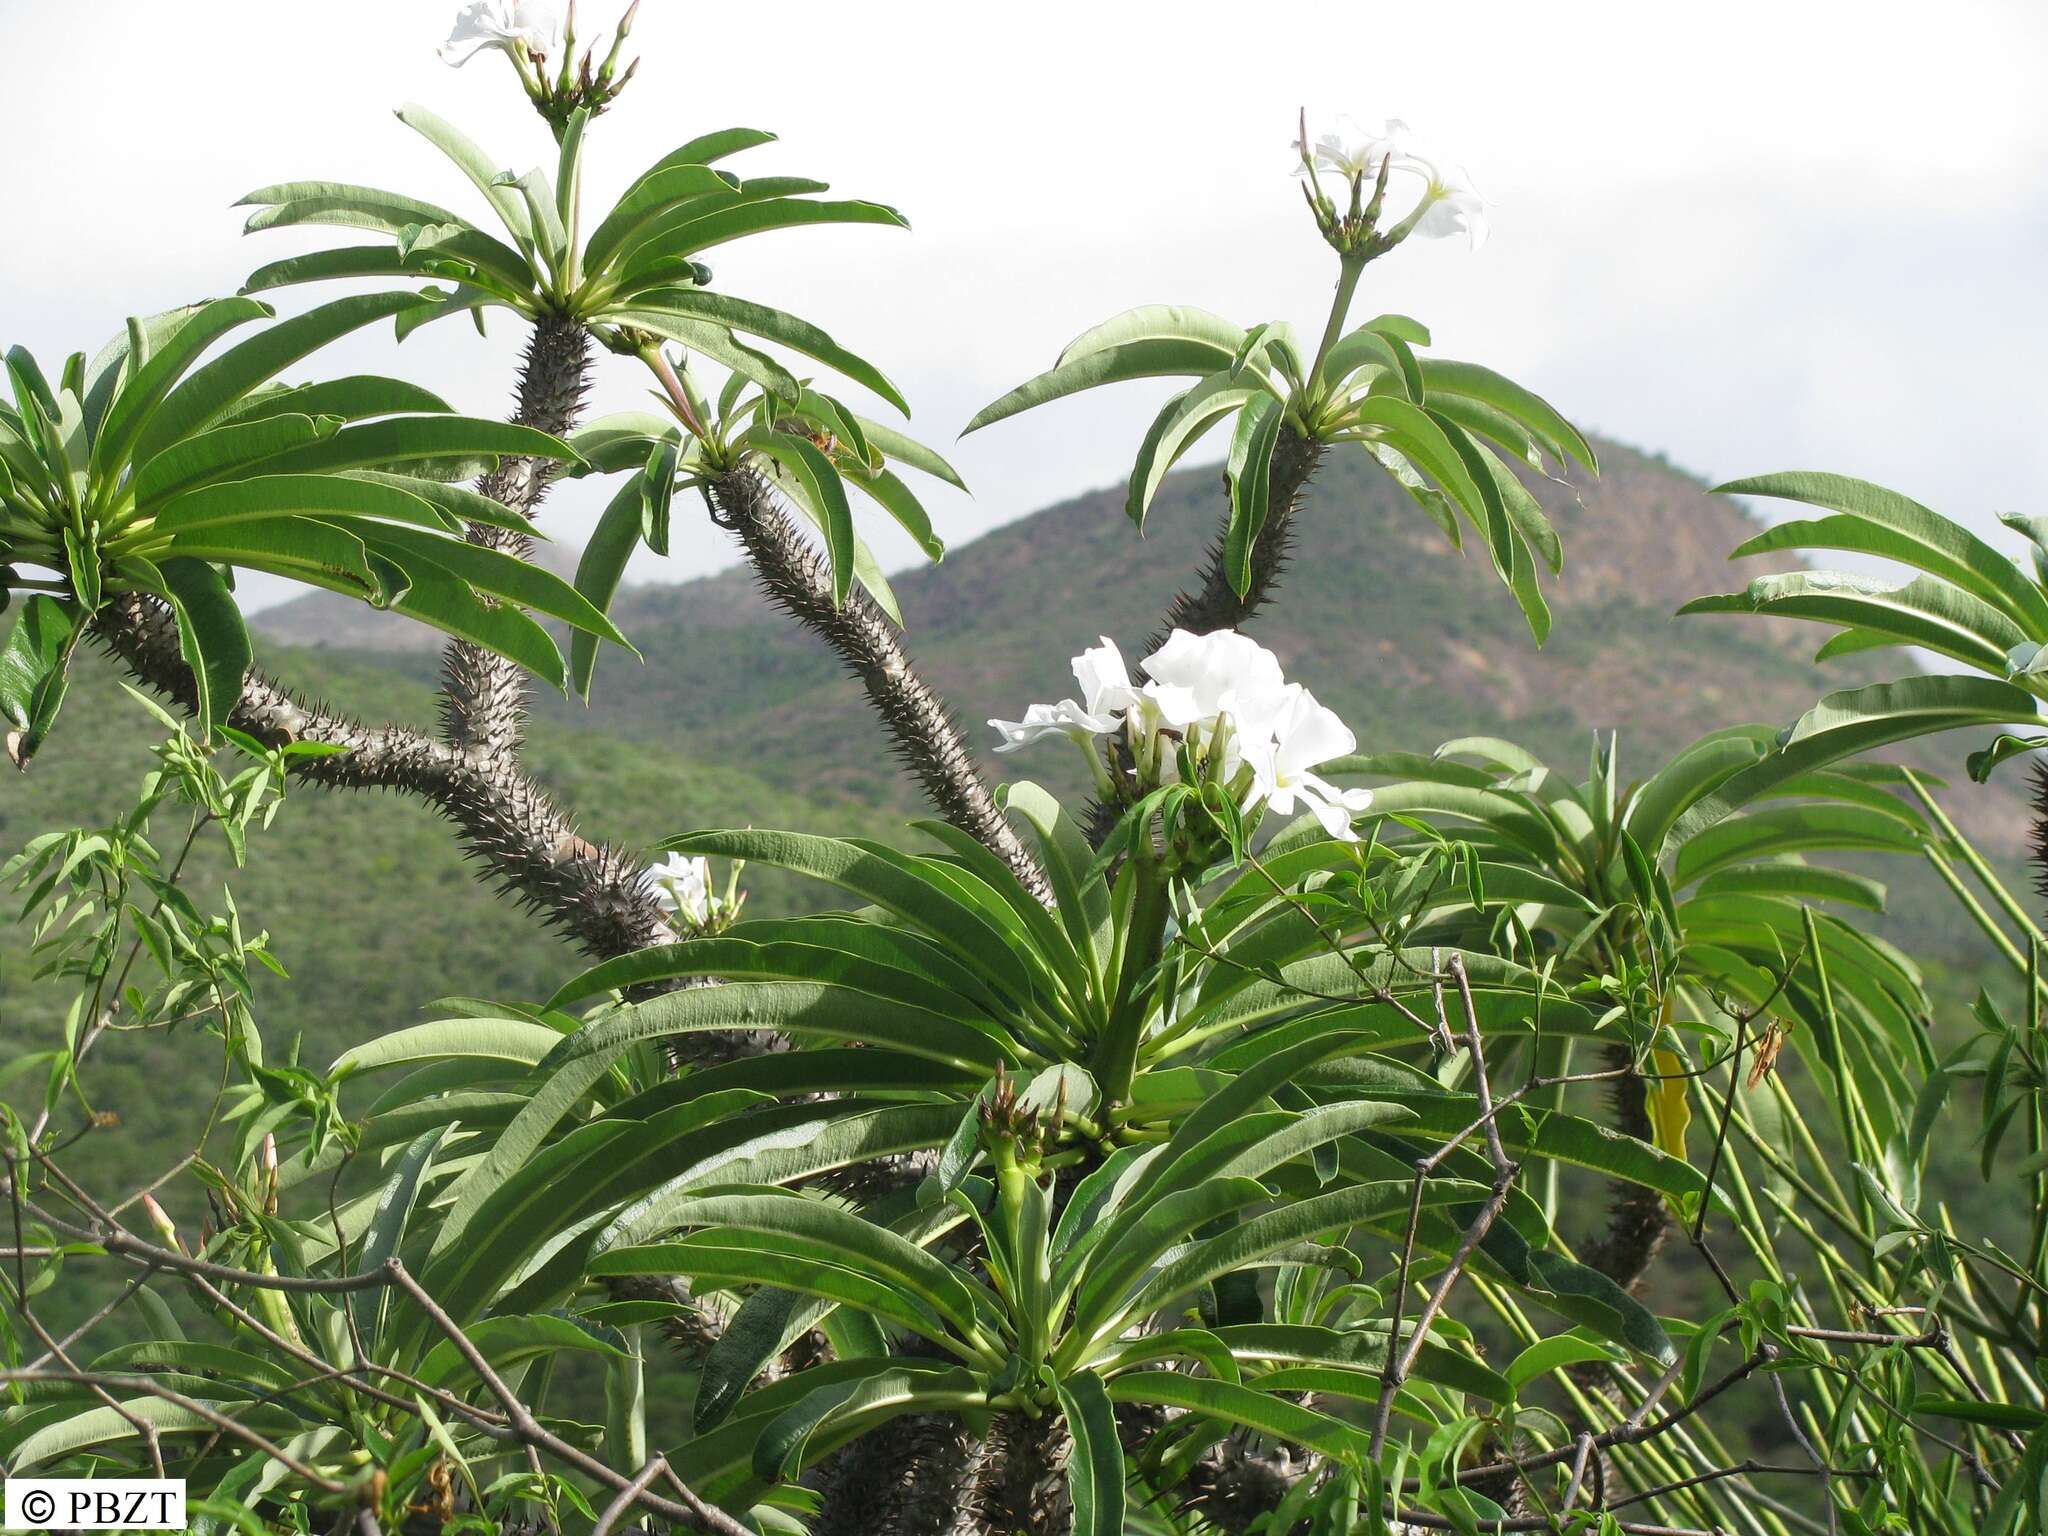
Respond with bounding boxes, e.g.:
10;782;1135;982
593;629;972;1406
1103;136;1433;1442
4;1;2045;607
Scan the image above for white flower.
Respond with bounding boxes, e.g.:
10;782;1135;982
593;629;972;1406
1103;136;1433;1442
1295;116;1411;182
1400;154;1490;250
1140;629;1288;730
1072;637;1141;718
992;628;1371;842
644;852;713;925
990;700;1123;753
990;637;1134;752
1241;685;1375;840
440;0;562;66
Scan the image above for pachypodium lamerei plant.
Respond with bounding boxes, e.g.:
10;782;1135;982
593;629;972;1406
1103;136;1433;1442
238;8;957;649
0;297;622;764
1336;727;1939;1281
319;633;1694;1531
239;7;1040;898
23;4;2045;1531
964;112;1596;647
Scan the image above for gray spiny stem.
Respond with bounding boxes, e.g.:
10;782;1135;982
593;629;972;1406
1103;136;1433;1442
708;465;1052;904
953;1410;1073;1535
93;593;670;962
1116;1401;1301;1533
1578;1041;1670;1291
439;315;594;756
1144;427;1323;657
809;1413;980;1536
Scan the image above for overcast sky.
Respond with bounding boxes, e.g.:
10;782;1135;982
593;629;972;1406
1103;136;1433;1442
4;1;2045;608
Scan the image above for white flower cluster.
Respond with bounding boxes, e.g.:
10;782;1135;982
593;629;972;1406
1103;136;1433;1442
644;853;719;928
991;629;1373;840
1292;116;1489;250
441;0;561;66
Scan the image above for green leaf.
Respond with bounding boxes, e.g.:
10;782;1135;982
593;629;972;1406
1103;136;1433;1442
617;1192;997;1340
1104;1372;1374;1466
239;180;464;235
1420;359;1596;471
161;518;377;597
607;197;909;291
239;414;577;480
81;305;207;437
1669;675;2042;845
0;596;80;767
138;292;434;462
583;165;745;277
91;297;274;481
1349;396;1486;527
1113;1180;1435;1332
609;311;798;402
751;1362;981;1484
152;473;446;535
131;413;340;504
1056;305;1247;367
1674;802;1922;887
1007;781;1114;980
965;337;1241;436
596;1102;969;1251
1623;729;1771;862
1718;471;2048;636
570;475;646;696
749;428;856;606
350;522;629;643
655;828;1043;1002
852;415;967;490
241;245;418;295
159;558;252;740
221;376;454;430
1681;569;2024;674
1124;374;1259;528
1057;1372;1125;1536
1504;1334;1620;1396
1478;1219;1675;1363
394;104;535;245
416;1311;630;1392
12;1396;243;1470
849;466;945;562
381;557;569;690
630;288;907;415
1224;396;1283;598
330;1015;567;1076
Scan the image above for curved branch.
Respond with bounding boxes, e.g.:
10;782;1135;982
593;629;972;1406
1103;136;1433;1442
93;592;670;962
707;465;1050;904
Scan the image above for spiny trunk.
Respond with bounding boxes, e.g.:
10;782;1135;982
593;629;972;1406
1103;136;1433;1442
1144;429;1324;656
93;594;668;962
1577;1042;1670;1291
2030;762;2048;920
707;465;1050;904
1117;1403;1302;1535
953;1410;1073;1536
809;1414;981;1536
439;315;593;757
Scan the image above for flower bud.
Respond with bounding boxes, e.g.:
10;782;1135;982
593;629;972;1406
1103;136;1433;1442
140;1193;185;1255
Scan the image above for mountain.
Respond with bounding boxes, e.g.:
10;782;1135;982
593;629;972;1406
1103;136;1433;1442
251;437;1941;817
2;439;2021;1178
